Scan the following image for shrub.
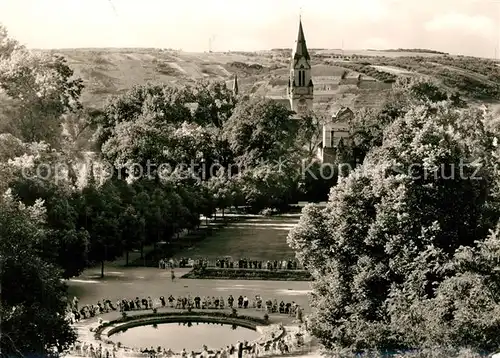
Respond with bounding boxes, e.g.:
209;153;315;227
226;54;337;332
182;268;312;281
260;208;274;216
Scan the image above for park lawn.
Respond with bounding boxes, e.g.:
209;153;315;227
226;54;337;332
172;215;300;261
67;266;312;311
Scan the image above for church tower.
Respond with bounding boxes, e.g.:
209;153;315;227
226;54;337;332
287;18;314;114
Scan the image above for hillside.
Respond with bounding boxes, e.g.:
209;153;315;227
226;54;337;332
43;48;500;111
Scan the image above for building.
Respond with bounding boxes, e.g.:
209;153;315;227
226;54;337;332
318;106;353;163
287;19;314;115
232;18;352;163
286;19;352;163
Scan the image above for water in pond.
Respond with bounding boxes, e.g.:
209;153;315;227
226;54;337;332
109;322;260;351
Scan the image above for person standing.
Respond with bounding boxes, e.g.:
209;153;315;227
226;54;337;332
201;345;209;358
171;269;176;282
237;342;243;358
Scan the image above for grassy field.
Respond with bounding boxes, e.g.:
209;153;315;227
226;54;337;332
171;215;300;261
67;212;310;328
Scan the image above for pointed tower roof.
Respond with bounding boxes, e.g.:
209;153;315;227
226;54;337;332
293;19;310;61
233;73;239;96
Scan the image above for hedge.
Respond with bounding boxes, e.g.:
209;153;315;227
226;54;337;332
183;268;312;281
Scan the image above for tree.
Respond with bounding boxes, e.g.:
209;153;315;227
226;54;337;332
348;77;468;164
1;138;90;278
10;177;89;278
205;169;234;217
78;180;123;278
296;160;338;202
95;83;227;176
288;102;500;354
0;47;83;146
0;23;20;59
132;187;152;260
393;76;448;103
296;112;324;159
0;133;25;162
237;162;298;213
119;204;143;266
184;80;237;128
223;97;297;164
0;190;76;356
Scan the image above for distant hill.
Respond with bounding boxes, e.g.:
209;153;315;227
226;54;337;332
377;48;449;55
44;48;500;112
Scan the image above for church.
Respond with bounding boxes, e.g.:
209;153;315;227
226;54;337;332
232;18;354;164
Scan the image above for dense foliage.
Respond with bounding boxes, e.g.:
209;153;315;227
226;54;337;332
289;96;500;355
0;190;77;356
0;22;331;357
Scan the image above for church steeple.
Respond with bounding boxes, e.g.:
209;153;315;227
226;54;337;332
293;19;310;61
232;73;239;96
287;18;313;115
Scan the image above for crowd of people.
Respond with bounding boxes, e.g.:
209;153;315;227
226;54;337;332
71;342;117;358
66;294;304;320
158;258;303;271
66;293;306;358
71;327;306;358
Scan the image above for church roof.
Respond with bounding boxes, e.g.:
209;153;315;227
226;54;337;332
332;106;354;119
293;20;310;61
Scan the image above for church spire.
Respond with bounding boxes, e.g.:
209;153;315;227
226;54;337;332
287;16;313;115
293;19;310;61
232;73;239;96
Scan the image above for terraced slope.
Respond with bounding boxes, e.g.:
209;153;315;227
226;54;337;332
42;48;500;110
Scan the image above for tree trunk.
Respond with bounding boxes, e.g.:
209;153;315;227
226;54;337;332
140;242;144;259
222;207;225;218
126;250;129;266
101;260;104;278
154;235;158;265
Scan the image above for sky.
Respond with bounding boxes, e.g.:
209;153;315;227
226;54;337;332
0;0;500;58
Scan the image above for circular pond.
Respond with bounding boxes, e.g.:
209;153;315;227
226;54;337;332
108;322;260;351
